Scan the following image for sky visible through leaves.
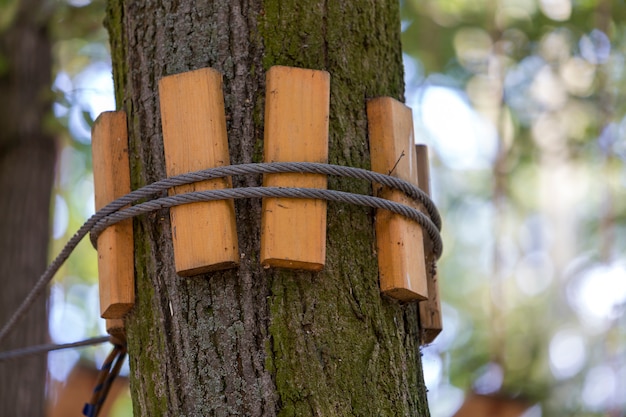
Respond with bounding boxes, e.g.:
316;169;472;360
40;1;626;416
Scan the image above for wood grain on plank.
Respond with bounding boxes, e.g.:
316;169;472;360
368;97;428;301
92;111;135;318
261;66;330;271
159;68;238;276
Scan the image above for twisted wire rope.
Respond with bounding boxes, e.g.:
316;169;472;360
0;161;443;349
90;187;442;259
0;336;111;362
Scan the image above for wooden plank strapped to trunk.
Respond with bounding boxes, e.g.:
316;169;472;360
106;318;126;344
92;111;135;319
367;97;428;301
416;144;443;344
159;68;239;276
261;66;330;271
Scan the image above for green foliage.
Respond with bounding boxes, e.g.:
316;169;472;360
0;0;18;34
402;1;626;415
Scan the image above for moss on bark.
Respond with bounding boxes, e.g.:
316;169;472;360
259;2;429;415
106;0;430;415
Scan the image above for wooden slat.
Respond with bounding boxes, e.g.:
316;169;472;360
416;144;443;344
159;68;238;276
367;97;428;301
92;111;135;319
261;66;330;271
106;318;126;344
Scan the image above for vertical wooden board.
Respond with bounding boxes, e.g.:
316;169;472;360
92;111;135;319
367;97;428;301
416;144;443;344
261;66;330;271
159;68;238;276
415;145;431;196
106;318;126;344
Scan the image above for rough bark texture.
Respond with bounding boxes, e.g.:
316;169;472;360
0;1;54;415
106;0;430;415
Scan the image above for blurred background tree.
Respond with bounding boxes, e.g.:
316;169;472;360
2;0;621;415
0;0;54;414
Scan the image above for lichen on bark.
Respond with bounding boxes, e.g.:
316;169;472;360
106;0;430;415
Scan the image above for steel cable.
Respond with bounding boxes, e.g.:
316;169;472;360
0;162;443;347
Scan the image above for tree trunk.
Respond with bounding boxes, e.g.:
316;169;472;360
0;1;54;415
106;1;430;415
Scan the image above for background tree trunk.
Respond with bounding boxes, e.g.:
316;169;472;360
106;0;430;415
0;1;54;415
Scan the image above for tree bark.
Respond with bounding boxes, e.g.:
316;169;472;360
0;1;54;415
106;1;430;415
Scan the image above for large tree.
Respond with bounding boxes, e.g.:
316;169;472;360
0;0;54;414
106;1;431;414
